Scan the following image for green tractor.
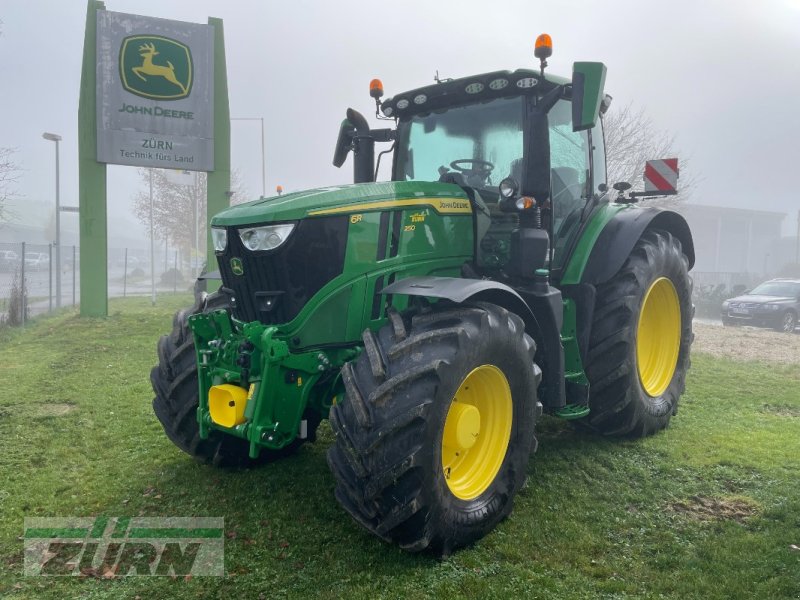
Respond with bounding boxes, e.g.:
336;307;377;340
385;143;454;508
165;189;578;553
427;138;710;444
151;36;694;555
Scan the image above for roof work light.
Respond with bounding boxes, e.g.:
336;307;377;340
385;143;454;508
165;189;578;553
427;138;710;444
534;34;552;59
369;79;384;99
534;33;552;76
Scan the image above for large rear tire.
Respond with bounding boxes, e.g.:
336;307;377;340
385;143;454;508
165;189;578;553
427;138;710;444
582;229;693;437
327;302;541;555
151;291;316;467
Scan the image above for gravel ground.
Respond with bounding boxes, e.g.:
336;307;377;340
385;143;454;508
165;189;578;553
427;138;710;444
692;321;800;366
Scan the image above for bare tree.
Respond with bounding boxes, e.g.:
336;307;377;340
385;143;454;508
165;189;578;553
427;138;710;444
132;169;248;256
0;146;21;223
602;103;697;202
0;21;22;224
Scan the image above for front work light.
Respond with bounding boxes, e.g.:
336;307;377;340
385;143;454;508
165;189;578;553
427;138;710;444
211;227;228;252
499;177;519;198
238;223;296;252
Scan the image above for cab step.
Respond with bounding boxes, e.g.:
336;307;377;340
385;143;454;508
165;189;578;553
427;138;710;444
554;404;590;420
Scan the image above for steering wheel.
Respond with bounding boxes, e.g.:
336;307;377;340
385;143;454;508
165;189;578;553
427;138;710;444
448;159;495;188
450;159;494;178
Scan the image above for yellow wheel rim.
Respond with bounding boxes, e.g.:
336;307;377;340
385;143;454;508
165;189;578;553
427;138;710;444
636;277;681;397
441;364;513;500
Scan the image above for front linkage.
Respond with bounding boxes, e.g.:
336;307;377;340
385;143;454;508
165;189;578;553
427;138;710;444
188;308;358;458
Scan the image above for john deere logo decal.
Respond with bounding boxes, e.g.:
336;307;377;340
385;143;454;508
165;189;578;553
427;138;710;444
230;258;244;276
119;35;193;100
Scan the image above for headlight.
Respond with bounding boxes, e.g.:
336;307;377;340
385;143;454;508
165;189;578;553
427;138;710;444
499;177;518;199
766;304;781;311
238;223;295;251
211;228;228;252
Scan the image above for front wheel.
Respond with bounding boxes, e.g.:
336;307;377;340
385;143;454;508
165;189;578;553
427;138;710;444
582;229;693;437
327;302;541;555
775;311;797;333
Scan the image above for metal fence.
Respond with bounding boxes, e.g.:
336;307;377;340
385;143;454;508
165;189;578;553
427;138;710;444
1;251;777;327
0;241;196;326
691;271;765;292
691;271;770;320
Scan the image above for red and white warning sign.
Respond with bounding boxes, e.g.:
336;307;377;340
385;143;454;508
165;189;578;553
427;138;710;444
643;158;679;194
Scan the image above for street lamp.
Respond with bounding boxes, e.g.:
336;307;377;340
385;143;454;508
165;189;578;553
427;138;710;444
42;132;62;308
231;117;265;197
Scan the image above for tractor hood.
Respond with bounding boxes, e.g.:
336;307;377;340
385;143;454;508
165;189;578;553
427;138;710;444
211;180;470;227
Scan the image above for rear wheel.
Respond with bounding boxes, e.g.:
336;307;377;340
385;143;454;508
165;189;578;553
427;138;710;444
582;229;693;437
327;302;541;555
151;291;316;467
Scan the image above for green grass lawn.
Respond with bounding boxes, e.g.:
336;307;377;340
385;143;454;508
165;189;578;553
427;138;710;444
1;297;798;599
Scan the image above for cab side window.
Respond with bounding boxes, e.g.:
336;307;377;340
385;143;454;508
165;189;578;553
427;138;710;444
549;100;590;267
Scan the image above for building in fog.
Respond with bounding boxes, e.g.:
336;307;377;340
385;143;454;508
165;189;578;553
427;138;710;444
676;204;794;276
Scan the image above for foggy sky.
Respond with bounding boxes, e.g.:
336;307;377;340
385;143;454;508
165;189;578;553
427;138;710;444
2;0;799;245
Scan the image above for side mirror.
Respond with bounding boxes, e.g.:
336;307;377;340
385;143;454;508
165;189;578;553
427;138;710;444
571;61;607;132
332;119;356;168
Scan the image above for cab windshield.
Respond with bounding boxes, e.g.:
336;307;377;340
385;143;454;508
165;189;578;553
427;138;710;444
393;94;602;271
394;97;524;197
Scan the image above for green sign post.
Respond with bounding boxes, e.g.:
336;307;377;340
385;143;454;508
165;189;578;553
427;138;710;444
78;0;107;317
206;17;230;278
78;0;230;316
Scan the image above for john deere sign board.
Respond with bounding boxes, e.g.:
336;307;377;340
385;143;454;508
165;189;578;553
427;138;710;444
79;1;229;318
96;11;214;171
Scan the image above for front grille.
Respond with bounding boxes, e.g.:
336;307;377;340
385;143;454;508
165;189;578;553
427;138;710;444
730;302;760;309
217;216;349;324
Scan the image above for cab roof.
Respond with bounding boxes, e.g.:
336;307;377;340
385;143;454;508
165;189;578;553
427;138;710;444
380;68;571;119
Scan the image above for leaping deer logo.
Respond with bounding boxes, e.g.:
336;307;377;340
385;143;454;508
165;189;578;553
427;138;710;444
132;42;187;95
119;35;192;100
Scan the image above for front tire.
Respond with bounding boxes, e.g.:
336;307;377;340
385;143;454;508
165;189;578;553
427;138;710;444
582;229;693;437
775;311;797;333
327;303;541;555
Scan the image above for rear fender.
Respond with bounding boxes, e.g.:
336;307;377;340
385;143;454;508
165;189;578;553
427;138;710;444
580;208;694;286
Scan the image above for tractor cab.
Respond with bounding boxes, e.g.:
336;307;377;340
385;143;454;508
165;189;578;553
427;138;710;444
389;76;606;278
334;36;609;282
